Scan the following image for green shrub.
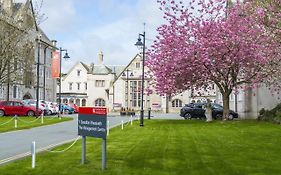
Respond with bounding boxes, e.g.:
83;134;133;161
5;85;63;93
258;103;281;124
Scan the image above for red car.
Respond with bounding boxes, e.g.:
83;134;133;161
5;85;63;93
68;103;79;113
0;101;42;117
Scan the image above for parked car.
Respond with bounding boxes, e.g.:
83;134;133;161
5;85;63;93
22;99;48;114
0;101;42;116
59;104;75;114
180;102;238;120
45;101;58;115
68;103;79;113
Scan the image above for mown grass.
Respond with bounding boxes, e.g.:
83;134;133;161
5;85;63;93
0;120;280;175
0;116;73;133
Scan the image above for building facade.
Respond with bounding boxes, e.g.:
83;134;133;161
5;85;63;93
0;0;56;102
59;52;118;107
216;86;281;119
60;53;215;113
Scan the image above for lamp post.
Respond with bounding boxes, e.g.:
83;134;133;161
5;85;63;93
135;31;145;127
58;47;70;118
36;34;41;117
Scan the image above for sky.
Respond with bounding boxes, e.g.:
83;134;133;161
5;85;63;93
17;0;165;72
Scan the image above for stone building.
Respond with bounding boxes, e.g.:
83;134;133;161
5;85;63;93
0;0;56;102
216;86;281;119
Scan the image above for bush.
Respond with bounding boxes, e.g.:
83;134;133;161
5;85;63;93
258;103;281;124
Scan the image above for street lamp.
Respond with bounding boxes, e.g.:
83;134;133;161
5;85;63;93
135;31;145;127
36;34;41;117
58;47;70;118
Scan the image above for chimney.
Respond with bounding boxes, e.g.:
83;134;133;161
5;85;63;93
51;40;57;47
98;51;103;65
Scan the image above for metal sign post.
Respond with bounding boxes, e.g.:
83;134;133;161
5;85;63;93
78;107;107;170
81;136;86;164
102;138;106;170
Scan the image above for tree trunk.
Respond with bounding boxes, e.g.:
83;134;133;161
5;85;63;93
222;93;230;120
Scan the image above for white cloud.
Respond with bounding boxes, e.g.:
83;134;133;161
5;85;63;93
16;0;165;72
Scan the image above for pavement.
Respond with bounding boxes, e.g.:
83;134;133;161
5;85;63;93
0;113;181;165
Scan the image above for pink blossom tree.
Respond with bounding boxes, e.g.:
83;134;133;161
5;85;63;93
249;0;281;90
147;0;281;119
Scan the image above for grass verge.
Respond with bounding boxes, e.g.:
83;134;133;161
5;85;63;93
0;120;280;175
0;116;73;133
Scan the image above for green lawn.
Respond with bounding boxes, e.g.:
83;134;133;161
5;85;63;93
0;120;280;175
0;116;73;133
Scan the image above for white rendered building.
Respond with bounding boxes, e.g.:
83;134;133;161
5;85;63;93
60;53;215;113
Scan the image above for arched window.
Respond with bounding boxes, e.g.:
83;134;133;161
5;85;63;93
76;99;80;106
82;99;86;106
95;98;105;107
69;99;74;104
63;99;68;104
172;99;183;107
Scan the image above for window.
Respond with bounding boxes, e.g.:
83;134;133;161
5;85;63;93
0;86;4;98
4;101;13;106
77;70;81;76
82;99;86;106
75;99;80;106
13;59;18;71
136;62;140;68
40;67;44;77
14;102;22;106
69;83;73;90
130;81;142;107
172;99;183;107
13;86;18;99
84;82;87;90
77;83;81;90
95;98;105;107
95;80;105;87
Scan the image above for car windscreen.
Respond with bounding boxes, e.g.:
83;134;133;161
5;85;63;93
212;103;223;109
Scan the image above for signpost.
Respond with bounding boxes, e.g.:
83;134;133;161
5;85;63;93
78;107;107;170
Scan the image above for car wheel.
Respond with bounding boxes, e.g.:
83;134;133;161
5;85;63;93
215;114;223;120
64;109;69;114
0;110;5;117
27;110;35;117
228;114;234;120
184;113;192;120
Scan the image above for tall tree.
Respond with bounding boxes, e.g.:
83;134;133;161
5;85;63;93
147;0;281;119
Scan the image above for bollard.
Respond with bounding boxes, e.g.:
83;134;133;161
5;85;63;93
130;115;133;125
59;110;62;120
14;115;17;128
41;113;44;124
148;108;151;120
121;120;124;130
31;141;36;168
107;121;109;136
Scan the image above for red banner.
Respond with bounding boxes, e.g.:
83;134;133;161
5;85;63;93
52;51;60;78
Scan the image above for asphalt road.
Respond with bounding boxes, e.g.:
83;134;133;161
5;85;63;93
0;114;132;165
